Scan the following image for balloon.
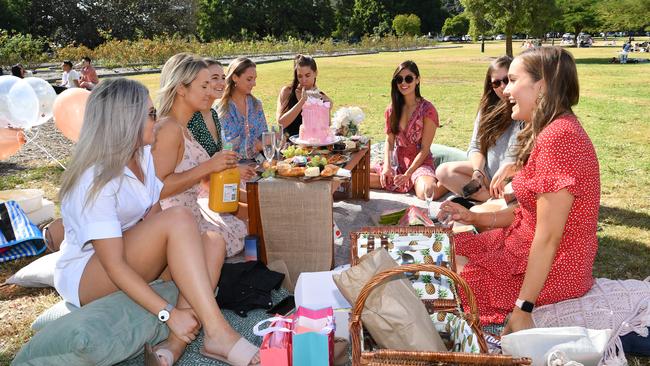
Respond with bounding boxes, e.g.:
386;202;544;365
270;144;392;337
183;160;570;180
25;77;57;127
0;128;26;160
7;78;39;129
53;88;90;142
0;75;20;128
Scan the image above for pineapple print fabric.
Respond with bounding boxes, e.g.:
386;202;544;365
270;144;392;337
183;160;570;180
356;232;455;300
430;312;481;353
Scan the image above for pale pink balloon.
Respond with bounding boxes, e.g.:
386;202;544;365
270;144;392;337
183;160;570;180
0;128;26;160
53;88;90;142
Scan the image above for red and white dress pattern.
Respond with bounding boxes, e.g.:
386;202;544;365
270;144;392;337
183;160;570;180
455;114;600;325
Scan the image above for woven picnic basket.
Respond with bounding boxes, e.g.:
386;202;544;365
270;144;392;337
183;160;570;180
349;227;531;365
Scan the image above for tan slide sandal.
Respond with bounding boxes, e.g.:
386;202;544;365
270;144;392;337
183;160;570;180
200;337;259;366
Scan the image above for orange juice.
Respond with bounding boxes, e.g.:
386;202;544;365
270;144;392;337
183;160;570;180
208;167;240;213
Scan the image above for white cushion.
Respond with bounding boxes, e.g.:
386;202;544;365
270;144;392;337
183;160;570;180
31;300;78;331
4;251;60;288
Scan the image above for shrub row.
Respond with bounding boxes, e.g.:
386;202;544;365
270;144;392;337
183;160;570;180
54;35;436;69
2;33;436;70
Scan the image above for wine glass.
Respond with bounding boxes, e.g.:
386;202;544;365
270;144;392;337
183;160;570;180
390;146;399;175
262;132;275;165
424;189;435;219
271;125;284;160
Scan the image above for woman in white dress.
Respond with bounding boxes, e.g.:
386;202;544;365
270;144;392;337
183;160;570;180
54;78;259;366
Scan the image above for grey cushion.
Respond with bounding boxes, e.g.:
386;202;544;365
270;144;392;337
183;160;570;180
13;280;179;366
4;252;60;288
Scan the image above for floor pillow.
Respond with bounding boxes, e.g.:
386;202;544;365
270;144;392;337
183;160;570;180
13;280;179;366
31;299;79;331
4;251;60;288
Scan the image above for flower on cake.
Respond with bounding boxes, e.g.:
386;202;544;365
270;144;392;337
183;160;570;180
332;106;365;137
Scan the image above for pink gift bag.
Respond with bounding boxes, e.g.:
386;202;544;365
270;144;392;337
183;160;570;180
253;316;293;366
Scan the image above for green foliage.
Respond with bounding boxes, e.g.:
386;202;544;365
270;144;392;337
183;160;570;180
0;0;30;33
442;13;469;36
461;0;556;56
0;30;48;69
597;0;650;32
350;0;391;37
393;14;422;36
198;0;335;41
558;0;600;41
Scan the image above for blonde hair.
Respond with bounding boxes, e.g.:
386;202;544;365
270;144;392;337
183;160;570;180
217;57;258;118
59;78;149;206
157;53;208;117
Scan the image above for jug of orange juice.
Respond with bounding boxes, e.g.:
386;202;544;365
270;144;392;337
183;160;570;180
209;142;240;213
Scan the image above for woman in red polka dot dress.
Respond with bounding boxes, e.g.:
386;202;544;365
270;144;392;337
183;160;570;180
438;47;600;334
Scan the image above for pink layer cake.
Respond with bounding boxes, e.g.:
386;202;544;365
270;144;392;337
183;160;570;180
300;97;334;144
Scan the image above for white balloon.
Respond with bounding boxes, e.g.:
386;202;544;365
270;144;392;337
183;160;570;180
25;77;57;127
7;78;39;129
0;75;20;128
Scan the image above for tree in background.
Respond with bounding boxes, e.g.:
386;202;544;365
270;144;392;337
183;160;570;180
349;0;391;37
441;13;469;36
461;0;556;56
392;14;421;36
557;0;599;46
199;0;335;41
332;0;355;39
597;0;650;39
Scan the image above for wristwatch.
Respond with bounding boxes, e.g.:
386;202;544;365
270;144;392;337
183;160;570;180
158;303;174;322
515;298;535;313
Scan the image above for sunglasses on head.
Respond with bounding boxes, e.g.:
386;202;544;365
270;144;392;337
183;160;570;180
491;77;509;89
148;108;158;122
394;75;415;84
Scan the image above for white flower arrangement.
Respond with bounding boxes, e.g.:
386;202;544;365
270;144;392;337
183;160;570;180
332;106;365;136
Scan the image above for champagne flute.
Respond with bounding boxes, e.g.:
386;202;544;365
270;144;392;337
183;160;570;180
262;132;275;165
271;124;284;160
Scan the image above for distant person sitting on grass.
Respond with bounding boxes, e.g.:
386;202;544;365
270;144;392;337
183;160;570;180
60;61;80;89
369;60;444;200
76;56;99;90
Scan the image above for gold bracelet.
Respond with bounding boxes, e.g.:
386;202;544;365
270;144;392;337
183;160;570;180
488;211;497;230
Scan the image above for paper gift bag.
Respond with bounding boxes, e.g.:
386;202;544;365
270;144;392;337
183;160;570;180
253;316;293;366
333;248;447;352
292;307;335;366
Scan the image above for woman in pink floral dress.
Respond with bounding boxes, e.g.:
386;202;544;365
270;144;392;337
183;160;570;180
370;60;444;199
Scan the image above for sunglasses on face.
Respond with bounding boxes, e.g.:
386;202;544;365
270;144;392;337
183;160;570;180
491;77;509;89
394;75;415;84
148;108;158;122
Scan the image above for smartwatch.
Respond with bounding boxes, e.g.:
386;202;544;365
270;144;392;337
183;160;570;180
515;298;535;313
158;303;174;322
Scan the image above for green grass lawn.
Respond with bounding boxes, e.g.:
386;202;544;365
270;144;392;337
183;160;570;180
134;42;650;279
1;42;649;363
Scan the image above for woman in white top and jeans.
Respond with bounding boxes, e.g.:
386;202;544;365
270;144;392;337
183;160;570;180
54;78;259;366
436;56;521;201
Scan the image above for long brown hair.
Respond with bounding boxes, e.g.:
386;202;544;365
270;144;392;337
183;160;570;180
477;56;514;156
389;60;422;135
282;54;318;113
514;47;580;167
217;57;259;117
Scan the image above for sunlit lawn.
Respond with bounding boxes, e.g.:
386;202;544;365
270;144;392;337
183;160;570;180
1;41;649;363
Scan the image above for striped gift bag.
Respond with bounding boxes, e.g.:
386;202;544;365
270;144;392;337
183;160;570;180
0;200;46;263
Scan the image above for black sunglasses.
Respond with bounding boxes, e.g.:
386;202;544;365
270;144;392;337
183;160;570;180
148;108;158;122
394;75;415;84
491;77;509;89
